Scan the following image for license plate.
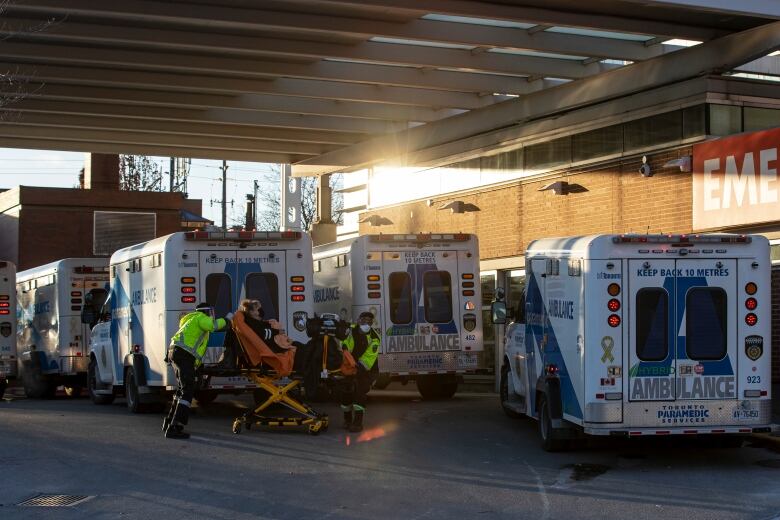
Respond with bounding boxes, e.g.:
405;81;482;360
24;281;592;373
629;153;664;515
733;409;760;420
457;353;478;369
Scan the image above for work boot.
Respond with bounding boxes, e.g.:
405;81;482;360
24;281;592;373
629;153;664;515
164;423;190;439
349;410;364;433
342;410;353;430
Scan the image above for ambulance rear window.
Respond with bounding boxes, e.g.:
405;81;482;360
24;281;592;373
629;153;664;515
636;288;668;361
389;272;412;324
686;287;727;360
206;273;232;319
423;271;453;323
245;273;279;321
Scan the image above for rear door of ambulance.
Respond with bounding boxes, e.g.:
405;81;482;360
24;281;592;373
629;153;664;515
382;248;460;374
628;256;737;425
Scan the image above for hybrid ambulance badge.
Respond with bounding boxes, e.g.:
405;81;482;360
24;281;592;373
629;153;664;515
745;335;763;361
600;336;614;363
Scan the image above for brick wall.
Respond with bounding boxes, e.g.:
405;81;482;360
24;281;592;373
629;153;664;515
360;147;694;259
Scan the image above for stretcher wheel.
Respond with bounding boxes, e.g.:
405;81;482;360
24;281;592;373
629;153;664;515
308;422;323;435
232;419;242;434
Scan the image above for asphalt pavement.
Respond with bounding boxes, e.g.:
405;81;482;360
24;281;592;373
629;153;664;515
1;388;779;520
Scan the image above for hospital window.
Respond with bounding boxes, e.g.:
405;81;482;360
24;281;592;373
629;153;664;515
423;271;453;323
205;273;232;320
686;287;727;361
388;272;412;324
636;288;668;361
244;273;279;321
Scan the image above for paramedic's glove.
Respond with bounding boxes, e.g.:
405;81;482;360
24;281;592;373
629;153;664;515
224;312;235;322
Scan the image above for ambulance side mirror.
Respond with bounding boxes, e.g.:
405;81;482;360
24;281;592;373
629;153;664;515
490;301;507;325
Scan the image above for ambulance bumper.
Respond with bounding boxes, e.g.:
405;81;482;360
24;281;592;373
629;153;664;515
583;398;772;432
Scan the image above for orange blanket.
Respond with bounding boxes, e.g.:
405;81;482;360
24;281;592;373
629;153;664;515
232;311;295;377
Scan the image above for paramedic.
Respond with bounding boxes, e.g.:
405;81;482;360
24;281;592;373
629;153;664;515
163;302;232;439
340;311;380;432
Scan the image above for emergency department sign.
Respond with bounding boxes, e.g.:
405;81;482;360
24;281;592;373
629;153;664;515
692;127;780;230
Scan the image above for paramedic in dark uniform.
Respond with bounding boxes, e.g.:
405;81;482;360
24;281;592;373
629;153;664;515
340;311;380;432
163;302;231;439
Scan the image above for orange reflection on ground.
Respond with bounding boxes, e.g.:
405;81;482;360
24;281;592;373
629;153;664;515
344;421;398;446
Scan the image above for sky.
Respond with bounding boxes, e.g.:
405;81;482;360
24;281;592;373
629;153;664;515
0;148;280;227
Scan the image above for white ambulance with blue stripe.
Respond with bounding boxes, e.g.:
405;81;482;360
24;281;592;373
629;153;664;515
313;234;483;399
496;234;772;451
0;260;15;398
16;258;109;398
87;230;313;412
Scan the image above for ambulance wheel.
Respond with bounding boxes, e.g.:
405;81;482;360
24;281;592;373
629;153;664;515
22;361;56;399
539;395;566;452
416;375;458;400
716;435;745;449
88;358;115;405
500;364;522;419
125;366;148;414
195;391;218;405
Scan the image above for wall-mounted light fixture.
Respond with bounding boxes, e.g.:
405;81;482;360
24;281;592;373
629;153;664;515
438;200;480;214
358;214;393;226
538;181;588;195
663;156;692;173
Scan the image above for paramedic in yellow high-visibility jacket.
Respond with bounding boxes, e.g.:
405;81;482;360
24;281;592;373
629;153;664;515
163;302;231;439
340;311;380;433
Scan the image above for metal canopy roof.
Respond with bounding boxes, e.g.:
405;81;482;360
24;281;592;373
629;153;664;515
0;0;778;173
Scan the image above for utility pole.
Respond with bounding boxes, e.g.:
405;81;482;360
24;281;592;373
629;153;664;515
221;160;228;231
169;157;175;192
253;179;259;231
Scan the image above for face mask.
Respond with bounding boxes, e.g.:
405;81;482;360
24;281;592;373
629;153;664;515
359;324;370;334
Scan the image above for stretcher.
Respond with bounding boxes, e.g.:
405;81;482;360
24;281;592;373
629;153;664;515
220;311;354;435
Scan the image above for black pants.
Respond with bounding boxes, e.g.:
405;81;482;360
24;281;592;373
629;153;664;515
340;365;378;409
165;348;196;429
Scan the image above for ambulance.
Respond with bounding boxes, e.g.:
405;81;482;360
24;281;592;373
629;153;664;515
86;230;314;412
16;258;110;398
0;260;15;398
313;233;483;399
494;234;772;451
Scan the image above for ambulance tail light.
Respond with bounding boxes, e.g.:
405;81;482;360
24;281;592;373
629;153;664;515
132;344;142;353
745;313;758;326
185;231;302;241
368;292;381;299
290;285;305;293
181;287;196;294
745;282;757;295
290;276;305;283
367;275;380;282
181;277;196;284
0;302;8;308
181;296;197;303
545;364;559;376
367;283;381;290
608;314;621;327
0;295;8;301
745;298;757;310
0;309;8;315
291;294;305;302
607;283;620;296
607;299;620;312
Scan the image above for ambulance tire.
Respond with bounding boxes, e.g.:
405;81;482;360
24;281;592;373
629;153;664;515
500;364;522;419
538;395;566;452
416;375;458;400
125;366;149;414
22;360;56;399
88;358;115;405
